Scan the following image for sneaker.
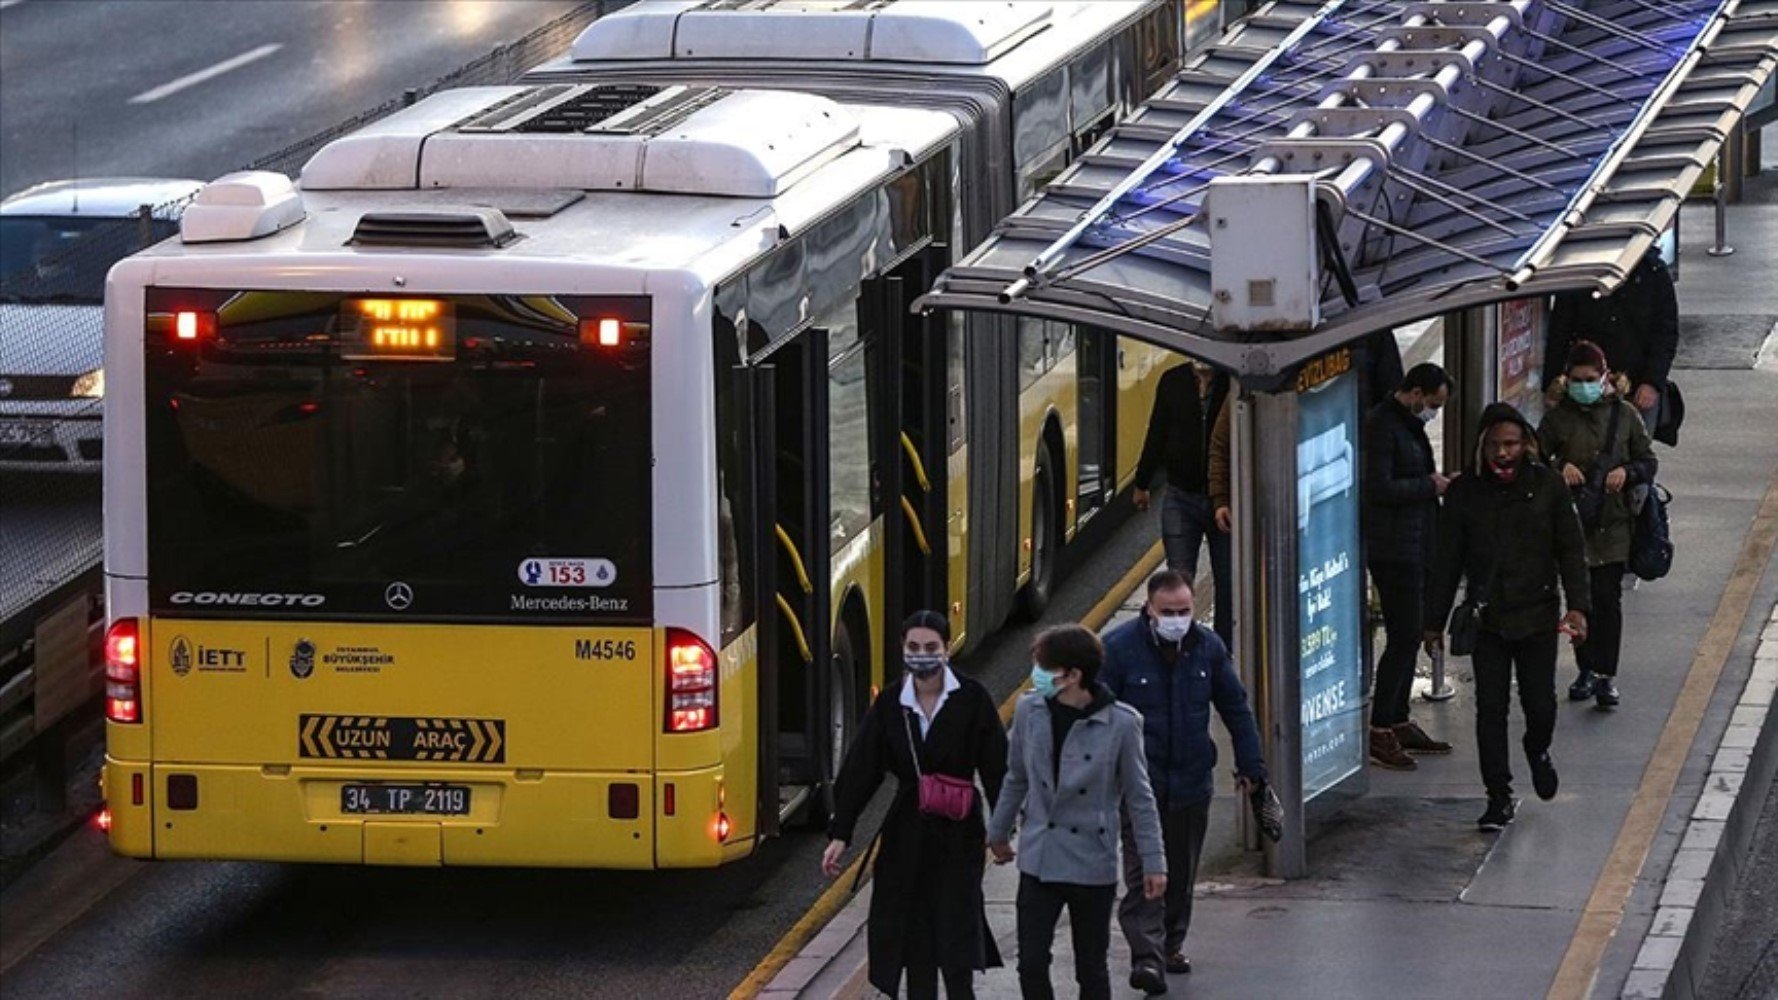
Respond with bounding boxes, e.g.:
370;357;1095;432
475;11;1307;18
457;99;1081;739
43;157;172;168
1130;961;1168;995
1369;727;1418;770
1394;720;1453;754
1477;796;1518;831
1165;952;1192;975
1529;751;1559;801
1594;676;1621;708
1569;670;1596;701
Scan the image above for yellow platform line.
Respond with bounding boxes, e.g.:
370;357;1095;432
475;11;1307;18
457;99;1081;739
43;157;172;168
1547;469;1778;1000
730;540;1166;1000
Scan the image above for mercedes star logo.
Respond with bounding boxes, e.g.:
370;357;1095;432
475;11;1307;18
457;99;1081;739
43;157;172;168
384;581;414;611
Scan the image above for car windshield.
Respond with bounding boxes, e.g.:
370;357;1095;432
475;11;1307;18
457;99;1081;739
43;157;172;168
0;216;178;303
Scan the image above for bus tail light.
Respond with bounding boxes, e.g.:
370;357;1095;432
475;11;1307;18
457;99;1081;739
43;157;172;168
714;811;731;842
104;619;142;724
665;629;718;733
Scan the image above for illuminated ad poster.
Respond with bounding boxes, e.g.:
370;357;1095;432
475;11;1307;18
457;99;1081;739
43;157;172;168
1497;297;1546;427
1295;353;1364;800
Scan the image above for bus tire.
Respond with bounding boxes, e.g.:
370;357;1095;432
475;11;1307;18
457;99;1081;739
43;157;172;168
804;616;862;829
1016;445;1059;621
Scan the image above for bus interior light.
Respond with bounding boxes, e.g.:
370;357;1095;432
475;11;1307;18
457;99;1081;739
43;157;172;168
105;619;142;725
174;311;216;342
579;317;623;348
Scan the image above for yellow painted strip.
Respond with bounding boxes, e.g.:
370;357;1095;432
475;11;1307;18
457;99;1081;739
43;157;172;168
730;539;1166;1000
1547;469;1778;1000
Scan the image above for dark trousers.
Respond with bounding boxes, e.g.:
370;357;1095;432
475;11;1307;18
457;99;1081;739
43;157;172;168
1473;629;1558;799
1015;874;1115;1000
1117;802;1210;966
903;870;977;1000
1369;559;1426;727
1576;563;1626;678
1161;487;1232;645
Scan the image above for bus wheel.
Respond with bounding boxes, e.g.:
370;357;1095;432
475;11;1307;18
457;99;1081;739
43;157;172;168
806;618;861;829
1016;446;1059;621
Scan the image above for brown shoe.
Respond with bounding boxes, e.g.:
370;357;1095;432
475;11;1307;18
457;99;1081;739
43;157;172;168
1369;727;1417;770
1393;721;1453;755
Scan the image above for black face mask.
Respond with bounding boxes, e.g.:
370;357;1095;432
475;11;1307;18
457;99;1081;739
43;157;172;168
904;653;947;679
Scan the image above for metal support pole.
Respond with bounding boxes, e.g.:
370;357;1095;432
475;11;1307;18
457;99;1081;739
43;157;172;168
1231;392;1260;852
1707;144;1736;257
1253;390;1305;879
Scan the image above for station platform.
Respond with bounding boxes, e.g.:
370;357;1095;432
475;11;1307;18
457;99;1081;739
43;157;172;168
768;147;1778;1000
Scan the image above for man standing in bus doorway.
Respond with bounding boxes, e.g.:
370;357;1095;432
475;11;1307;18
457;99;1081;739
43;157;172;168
1362;363;1455;771
1133;359;1232;645
1100;570;1267;994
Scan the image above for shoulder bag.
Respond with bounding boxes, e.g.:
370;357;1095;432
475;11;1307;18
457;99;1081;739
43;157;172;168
1571;402;1624;531
903;710;976;821
1449;546;1497;658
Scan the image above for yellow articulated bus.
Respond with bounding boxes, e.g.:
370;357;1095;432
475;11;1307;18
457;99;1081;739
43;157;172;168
100;0;1205;868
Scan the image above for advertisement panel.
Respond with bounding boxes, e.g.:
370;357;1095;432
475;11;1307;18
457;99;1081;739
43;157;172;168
1295;354;1364;801
1498;297;1546;427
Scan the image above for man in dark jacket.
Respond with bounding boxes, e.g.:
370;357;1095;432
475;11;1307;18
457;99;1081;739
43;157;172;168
1362;363;1454;770
1134;361;1232;644
1101;570;1266;993
1425;403;1591;831
1542;250;1680;433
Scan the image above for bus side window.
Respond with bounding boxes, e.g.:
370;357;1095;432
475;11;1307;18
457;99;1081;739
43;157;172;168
713;289;756;646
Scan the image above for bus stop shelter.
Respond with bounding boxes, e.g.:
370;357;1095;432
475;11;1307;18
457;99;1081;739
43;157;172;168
915;0;1778;876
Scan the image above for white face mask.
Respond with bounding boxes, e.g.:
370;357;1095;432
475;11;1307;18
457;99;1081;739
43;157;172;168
1154;613;1193;642
1418;406;1440;425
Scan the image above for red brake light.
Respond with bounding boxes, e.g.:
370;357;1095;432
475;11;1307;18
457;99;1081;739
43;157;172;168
579;317;623;348
665;628;718;733
714;811;731;842
95;807;114;833
105;618;142;724
174;310;216;342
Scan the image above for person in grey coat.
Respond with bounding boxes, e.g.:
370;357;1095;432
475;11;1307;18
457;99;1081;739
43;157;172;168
987;624;1168;1000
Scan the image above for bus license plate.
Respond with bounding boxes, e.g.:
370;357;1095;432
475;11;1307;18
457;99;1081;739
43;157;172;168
341;783;470;816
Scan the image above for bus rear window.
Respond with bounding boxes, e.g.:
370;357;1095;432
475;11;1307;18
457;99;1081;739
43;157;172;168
142;289;652;623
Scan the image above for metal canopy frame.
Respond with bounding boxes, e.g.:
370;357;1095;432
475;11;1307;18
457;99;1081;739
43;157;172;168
915;0;1778;384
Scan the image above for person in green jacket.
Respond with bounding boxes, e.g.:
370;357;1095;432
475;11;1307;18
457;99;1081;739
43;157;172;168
1538;340;1658;709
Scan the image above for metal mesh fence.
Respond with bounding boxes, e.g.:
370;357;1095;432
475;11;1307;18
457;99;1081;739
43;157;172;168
0;1;620;661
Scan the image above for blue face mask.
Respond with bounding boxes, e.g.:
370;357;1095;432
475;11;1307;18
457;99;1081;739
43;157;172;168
1568;378;1605;405
1029;664;1062;699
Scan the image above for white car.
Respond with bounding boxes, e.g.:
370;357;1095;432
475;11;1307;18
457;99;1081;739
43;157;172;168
1;178;203;471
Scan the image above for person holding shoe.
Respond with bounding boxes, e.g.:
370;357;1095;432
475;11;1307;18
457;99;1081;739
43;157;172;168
822;611;1009;999
1425;403;1592;830
1362;363;1456;770
1538;340;1657;709
988;624;1167;1000
1101;570;1267;994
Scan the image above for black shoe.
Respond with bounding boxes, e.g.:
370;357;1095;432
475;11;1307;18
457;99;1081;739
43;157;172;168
1130;961;1168;995
1569;670;1596;701
1165;952;1192;975
1478;796;1517;831
1594;676;1620;708
1529;751;1559;801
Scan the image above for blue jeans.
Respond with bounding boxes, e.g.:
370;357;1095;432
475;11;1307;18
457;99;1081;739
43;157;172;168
1160;487;1232;645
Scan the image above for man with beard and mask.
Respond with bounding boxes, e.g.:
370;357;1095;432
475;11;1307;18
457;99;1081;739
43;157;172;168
1099;570;1267;993
824;611;1009;999
1362;363;1455;771
1425;404;1592;831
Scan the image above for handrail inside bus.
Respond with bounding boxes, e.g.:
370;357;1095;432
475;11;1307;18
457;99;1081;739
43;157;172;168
899;431;932;494
774;525;815;595
773;594;815;664
899;496;932;556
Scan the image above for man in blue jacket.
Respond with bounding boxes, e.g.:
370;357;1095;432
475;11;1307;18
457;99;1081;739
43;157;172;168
1101;569;1267;994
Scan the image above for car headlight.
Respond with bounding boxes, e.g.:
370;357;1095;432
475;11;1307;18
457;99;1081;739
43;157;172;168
72;368;105;398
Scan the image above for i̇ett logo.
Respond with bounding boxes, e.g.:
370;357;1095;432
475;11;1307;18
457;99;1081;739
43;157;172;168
384;581;414;611
290;639;316;680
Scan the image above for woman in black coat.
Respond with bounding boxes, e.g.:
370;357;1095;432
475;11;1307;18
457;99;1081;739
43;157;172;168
821;611;1009;999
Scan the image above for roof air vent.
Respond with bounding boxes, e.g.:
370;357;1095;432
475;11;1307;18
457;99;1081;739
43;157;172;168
455;84;725;136
350;208;517;249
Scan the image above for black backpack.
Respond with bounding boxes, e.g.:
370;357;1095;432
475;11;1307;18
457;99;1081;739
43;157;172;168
1630;484;1674;582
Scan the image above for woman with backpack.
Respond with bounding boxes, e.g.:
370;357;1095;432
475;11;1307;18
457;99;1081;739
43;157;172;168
1538;340;1658;709
820;611;1009;999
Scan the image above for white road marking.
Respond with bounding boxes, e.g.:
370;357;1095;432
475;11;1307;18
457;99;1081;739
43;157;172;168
127;43;282;105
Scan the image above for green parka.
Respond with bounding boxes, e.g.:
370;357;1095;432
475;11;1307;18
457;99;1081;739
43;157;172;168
1537;389;1658;567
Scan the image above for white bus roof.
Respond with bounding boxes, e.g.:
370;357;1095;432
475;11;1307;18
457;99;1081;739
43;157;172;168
140;88;956;288
552;1;1152;91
